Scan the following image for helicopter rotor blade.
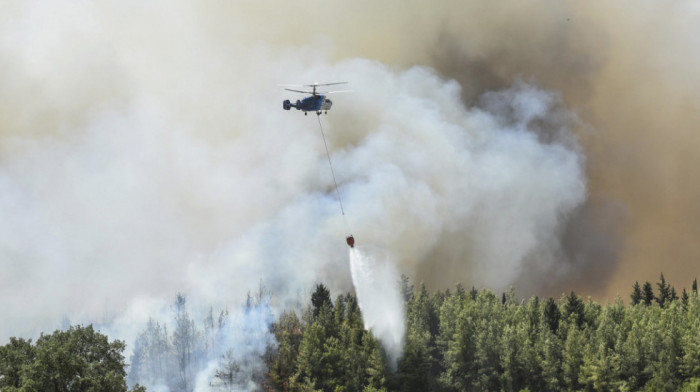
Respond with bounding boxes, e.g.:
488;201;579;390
304;82;348;87
284;88;314;94
321;90;353;94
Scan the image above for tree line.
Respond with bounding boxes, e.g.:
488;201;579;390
265;274;700;392
2;274;699;391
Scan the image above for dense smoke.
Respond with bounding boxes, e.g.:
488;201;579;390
1;0;699;375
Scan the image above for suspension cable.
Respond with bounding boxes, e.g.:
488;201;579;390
317;115;345;216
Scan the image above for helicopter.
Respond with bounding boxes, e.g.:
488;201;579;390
282;82;349;115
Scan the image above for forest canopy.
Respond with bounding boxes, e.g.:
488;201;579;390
2;275;700;392
0;325;145;392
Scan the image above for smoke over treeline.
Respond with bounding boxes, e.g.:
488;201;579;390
1;0;699;349
127;292;274;391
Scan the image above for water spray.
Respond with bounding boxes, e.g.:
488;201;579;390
315;106;405;365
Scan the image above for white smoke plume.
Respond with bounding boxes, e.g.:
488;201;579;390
349;248;405;367
123;292;275;392
194;299;276;392
0;0;590;351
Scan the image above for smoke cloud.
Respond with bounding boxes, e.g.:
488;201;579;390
1;0;699;364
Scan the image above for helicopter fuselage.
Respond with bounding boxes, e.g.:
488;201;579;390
283;95;332;114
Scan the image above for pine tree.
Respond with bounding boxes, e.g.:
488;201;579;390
543;297;561;334
172;293;198;392
455;283;466;301
128;318;171;388
682;288;690;309
642;281;655;306
693;278;698;294
400;274;414;303
265;311;302;391
563;291;585;329
469;286;478;300
442;304;478;390
562;323;584;390
311;284;333;319
630;281;642;305
657;273;671;308
397;328;432;392
398;283;440;391
363;334;389;391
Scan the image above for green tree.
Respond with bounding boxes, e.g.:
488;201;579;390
578;343;622;392
642;282;655;306
682;288;690;309
656;273;672;308
562;323;585;391
265;278;700;391
363;335;389;391
681;293;700;380
398;283;439;391
0;325;144;392
563;291;585;329
397;328;433;392
441;300;478;391
543;298;561;334
0;337;35;390
472;291;503;392
469;286;478;301
539;329;563;391
400;274;414;303
670;286;679;302
266;311;303;390
311;284;333;319
631;281;642;305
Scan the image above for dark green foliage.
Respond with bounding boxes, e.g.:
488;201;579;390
11;276;698;392
631;281;642;305
657;273;672;308
263;276;700;392
643;281;655;306
400;274;414;303
543;297;561;334
563;291;585;329
398;283;441;391
671;286;679;302
693;278;698;294
311;283;333;319
266;311;302;390
455;283;466;300
0;337;35;390
264;288;391;392
0;325;143;392
469;286;478;300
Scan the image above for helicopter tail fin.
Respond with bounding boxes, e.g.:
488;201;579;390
283;99;301;110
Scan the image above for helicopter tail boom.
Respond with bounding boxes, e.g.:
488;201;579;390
283;99;300;110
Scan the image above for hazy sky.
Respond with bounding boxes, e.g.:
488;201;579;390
1;0;699;341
